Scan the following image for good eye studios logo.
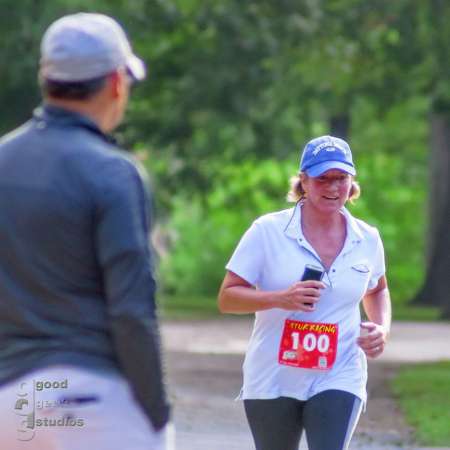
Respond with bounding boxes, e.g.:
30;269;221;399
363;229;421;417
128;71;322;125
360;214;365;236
15;378;85;441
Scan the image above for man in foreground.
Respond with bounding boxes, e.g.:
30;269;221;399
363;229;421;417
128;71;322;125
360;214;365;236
0;12;170;449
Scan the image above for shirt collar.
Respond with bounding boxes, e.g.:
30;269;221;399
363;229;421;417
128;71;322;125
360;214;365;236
33;103;117;145
283;201;364;244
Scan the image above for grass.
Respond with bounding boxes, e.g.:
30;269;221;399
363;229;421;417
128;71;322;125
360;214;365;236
158;294;220;320
391;361;450;446
392;303;441;321
161;293;443;322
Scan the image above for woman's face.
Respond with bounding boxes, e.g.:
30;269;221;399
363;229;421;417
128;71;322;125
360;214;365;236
301;169;352;213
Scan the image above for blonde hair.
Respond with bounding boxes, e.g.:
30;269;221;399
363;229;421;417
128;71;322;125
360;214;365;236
287;173;361;204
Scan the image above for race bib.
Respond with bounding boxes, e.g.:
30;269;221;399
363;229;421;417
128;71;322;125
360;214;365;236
278;319;339;370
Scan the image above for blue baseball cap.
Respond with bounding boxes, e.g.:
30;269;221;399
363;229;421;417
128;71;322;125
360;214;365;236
300;135;356;177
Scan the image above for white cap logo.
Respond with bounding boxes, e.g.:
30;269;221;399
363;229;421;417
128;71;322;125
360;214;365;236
312;139;347;156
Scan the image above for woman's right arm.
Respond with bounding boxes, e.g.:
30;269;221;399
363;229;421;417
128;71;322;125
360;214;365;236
218;271;324;314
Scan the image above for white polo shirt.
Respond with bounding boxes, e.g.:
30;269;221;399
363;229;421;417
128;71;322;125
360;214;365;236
226;202;385;403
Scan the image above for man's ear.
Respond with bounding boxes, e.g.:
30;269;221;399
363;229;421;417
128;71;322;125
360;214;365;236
108;70;123;98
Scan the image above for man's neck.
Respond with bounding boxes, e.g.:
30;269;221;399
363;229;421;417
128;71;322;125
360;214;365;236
44;97;108;132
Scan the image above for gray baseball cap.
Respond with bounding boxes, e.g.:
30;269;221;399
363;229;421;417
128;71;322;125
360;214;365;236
40;13;146;82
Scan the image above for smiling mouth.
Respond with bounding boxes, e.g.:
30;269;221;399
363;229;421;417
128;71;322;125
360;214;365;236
323;196;339;200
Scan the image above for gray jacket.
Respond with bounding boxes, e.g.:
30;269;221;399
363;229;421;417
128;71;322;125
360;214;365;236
0;104;170;430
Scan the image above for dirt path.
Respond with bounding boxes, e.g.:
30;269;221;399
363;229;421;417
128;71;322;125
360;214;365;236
162;318;450;450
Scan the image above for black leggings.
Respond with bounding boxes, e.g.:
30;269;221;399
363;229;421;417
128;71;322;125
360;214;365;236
244;390;362;450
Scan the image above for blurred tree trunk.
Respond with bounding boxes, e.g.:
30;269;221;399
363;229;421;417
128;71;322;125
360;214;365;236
428;116;450;248
413;113;450;315
330;115;350;141
412;0;450;316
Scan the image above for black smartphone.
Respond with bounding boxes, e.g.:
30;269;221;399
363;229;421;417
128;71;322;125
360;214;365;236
301;264;324;282
301;265;324;306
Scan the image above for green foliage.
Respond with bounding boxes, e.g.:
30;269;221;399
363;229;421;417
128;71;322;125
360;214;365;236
159;159;294;296
391;361;450;446
349;95;429;304
0;0;114;133
0;1;441;316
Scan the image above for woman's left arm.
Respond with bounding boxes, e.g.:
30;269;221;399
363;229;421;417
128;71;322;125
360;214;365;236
358;275;392;358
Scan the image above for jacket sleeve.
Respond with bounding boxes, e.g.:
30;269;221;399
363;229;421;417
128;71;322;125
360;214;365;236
94;156;170;431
